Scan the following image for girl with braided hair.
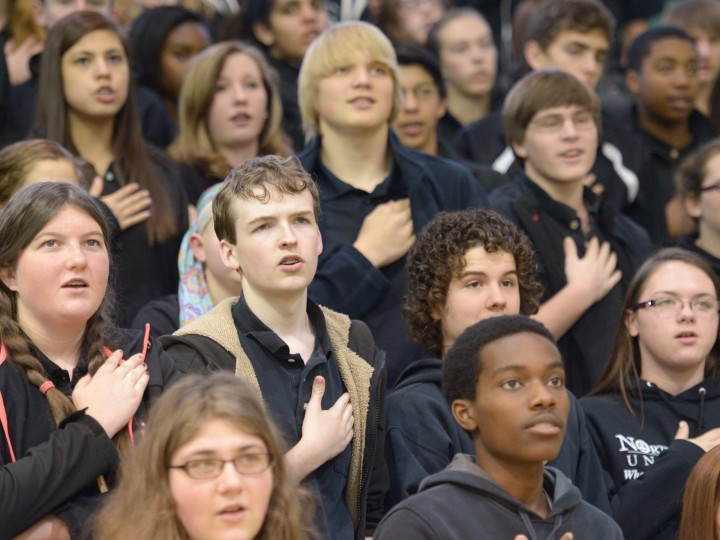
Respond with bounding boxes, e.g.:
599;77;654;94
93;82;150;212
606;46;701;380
0;182;179;539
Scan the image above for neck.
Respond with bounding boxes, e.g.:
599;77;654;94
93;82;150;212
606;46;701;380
636;104;692;149
476;454;549;518
242;287;315;359
18;309;85;374
163;97;179;127
318;127;391;192
218;140;261;169
206;271;241;307
643;360;705;395
417;132;439;155
446;88;491;126
68;112;115;175
525;167;585;212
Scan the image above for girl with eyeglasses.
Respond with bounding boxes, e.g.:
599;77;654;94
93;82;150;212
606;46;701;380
95;372;317;540
582;247;720;540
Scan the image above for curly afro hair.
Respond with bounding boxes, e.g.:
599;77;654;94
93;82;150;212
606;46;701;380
403;208;543;357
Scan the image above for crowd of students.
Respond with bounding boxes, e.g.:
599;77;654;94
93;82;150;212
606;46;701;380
3;0;720;538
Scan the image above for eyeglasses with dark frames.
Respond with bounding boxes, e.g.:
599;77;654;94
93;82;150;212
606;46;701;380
169;452;273;480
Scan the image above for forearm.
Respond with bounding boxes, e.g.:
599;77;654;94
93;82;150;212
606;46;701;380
533;283;597;339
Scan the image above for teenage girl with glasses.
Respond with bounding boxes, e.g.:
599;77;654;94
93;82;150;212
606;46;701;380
95;372;317;540
582;247;720;540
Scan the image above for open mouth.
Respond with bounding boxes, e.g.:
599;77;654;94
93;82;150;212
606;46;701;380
280;257;302;266
63;279;88;288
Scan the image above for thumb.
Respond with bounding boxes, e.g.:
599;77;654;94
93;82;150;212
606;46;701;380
89;176;104;197
308;376;325;408
675;420;690;440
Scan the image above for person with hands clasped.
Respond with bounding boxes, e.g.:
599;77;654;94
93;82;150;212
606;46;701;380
0;182;178;540
488;69;652;395
582;247;720;539
162;155;387;540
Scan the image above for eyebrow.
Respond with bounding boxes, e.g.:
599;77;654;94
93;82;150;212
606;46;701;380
184;444;267;458
246;210;314;226
459;269;517;279
490;360;564;377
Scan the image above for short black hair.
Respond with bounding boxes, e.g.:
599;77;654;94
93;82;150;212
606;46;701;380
395;43;446;99
443;315;556;404
626;26;695;73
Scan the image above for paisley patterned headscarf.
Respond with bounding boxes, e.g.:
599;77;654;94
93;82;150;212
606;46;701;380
178;183;223;327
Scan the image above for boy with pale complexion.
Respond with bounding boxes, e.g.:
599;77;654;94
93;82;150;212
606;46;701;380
455;0;644;213
488;69;652;396
376;316;622;539
297;21;485;386
162;155;387;540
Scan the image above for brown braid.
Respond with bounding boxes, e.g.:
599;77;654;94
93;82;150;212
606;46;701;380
0;182;134;458
0;289;75;424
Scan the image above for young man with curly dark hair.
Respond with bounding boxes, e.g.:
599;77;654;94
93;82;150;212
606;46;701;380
384;208;611;515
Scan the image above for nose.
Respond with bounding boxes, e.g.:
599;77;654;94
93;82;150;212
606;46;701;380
559;117;580;138
66;243;87;268
278;222;298;247
352;67;371;87
530;380;557;409
402;89;419;111
216;461;245;493
581;54;601;85
678;300;697;321
300;1;318;20
95;58;110;77
485;283;508;310
232;82;248;103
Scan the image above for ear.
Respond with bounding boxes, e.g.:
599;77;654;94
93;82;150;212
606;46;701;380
188;233;207;264
32;0;46;29
253;22;275;47
625;309;639;337
524;40;546;71
683;194;702;219
436;97;448;120
451;398;479;433
219;239;241;272
0;265;17;292
511;140;528;160
625;69;640;95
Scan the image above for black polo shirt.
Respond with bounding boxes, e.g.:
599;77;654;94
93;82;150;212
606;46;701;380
231;294;353;540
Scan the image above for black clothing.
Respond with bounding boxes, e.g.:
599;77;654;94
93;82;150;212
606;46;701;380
267;56;305;152
131;293;180;340
232;295;353;539
161;298;388;540
675;234;720;278
297;132;486;386
437;140;508;193
582;376;720;539
489;175;652;395
0;48;176;149
623;108;717;244
385;357;612;514
376;454;622;540
454;110;646;213
436;111;463;148
103;150;188;326
0;328;179;539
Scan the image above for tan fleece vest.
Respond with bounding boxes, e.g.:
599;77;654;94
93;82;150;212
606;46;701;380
175;297;374;527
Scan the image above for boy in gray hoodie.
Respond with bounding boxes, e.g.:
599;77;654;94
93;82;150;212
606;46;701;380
375;315;622;539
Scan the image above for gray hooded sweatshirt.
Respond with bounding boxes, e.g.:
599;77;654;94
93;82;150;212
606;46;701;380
375;454;622;540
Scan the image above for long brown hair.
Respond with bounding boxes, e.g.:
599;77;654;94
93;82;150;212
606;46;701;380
94;373;317;540
170;41;291;180
679;445;720;540
35;11;178;245
0;183;118;434
590;248;720;413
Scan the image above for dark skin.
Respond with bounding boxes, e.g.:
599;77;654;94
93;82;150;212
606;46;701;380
451;332;570;519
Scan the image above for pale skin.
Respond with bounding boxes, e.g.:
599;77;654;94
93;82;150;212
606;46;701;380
89;177;152;231
217;191;355;485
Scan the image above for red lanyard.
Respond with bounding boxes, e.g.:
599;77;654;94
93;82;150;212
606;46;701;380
0;342;16;462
